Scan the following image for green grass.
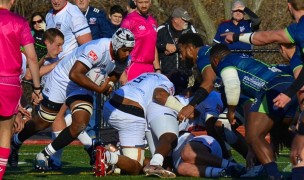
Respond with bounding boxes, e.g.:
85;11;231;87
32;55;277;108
5;145;292;180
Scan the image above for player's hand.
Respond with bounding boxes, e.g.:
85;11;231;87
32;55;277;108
31;89;43;105
227;110;237;125
13;113;26;133
178;105;195;121
119;71;128;86
273;93;291;108
290;134;304;167
18;106;32;121
220;32;235;44
98;78;111;94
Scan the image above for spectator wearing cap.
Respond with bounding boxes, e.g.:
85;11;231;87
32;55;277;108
213;0;261;57
157;7;197;77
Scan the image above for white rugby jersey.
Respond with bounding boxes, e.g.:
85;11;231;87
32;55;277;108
46;2;91;58
115;73;175;113
43;38;115;102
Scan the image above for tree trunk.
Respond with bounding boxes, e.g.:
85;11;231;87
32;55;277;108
191;0;216;44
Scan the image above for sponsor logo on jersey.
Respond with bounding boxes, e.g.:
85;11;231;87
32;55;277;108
55;23;61;30
88;50;98;61
243;75;266;89
89;17;97;25
139;25;146;31
240;26;245;32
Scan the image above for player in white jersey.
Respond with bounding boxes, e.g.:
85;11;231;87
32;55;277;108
144;86;224;178
172;132;245;178
9;28;135;172
101;72;176;175
46;0;92;58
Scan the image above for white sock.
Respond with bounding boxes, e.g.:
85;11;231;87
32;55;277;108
50;131;63;166
105;151;118;165
150;153;164;166
78;131;92;149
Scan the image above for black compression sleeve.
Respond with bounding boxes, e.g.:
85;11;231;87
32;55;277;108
189;87;209;106
244;7;261;32
283;68;304;98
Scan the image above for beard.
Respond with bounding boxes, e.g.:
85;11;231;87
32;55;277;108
184;58;194;68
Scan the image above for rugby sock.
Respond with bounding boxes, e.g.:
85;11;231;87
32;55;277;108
205;167;224;178
264;162;281;179
50;131;63;166
15;120;39;144
292;167;304;180
105;151;118;165
150;153;164;166
12;134;22;149
42;127;75;157
0;147;10;179
78;131;92;149
221;159;237;168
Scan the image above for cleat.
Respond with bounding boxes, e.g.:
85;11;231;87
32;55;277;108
93;145;107;177
85;145;95;166
225;164;246;178
218;169;232;178
143;164;176;178
48;158;62;171
33;152;50;172
241;165;265;177
8;145;19;168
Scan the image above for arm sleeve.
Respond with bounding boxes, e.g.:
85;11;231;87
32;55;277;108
156;25;167;52
221;68;241;106
244;7;261;32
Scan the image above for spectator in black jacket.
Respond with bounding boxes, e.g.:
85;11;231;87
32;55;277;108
157;7;197;77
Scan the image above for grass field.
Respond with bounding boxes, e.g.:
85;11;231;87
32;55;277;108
4;144;293;180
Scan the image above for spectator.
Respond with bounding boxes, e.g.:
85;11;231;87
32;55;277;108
107;5;125;36
74;0;112;39
120;0;160;84
46;0;92;58
213;0;261;57
126;0;136;14
0;0;42;178
30;12;47;61
157;7;197;77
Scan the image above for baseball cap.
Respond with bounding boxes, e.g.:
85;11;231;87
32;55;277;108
232;0;245;10
171;7;191;21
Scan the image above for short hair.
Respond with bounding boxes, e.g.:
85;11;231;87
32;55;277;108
288;0;304;10
110;5;124;16
178;33;204;48
30;12;45;30
210;44;231;60
42;28;64;43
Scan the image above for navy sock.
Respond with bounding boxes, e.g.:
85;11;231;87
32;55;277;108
292;167;304;180
264;162;281;178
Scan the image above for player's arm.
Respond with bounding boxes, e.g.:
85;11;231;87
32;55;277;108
243;7;261;32
153;88;185;112
222;29;291;45
69;61;110;93
220;67;241;124
153;47;161;73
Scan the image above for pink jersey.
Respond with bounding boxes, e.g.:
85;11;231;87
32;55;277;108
0;9;34;78
121;11;157;64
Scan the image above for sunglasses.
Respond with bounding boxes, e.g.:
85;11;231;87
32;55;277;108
32;19;43;24
232;9;244;14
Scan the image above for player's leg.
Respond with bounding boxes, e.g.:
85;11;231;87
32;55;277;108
102;100;145;175
34;95;93;171
143;105;178;178
246;111;280;178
